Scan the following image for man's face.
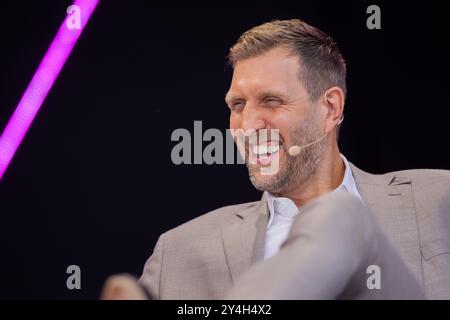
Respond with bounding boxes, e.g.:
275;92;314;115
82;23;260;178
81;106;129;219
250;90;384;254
226;46;327;195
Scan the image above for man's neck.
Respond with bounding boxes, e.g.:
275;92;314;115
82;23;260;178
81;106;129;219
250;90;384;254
278;148;345;208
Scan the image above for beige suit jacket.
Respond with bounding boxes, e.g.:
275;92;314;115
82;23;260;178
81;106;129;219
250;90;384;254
140;162;450;299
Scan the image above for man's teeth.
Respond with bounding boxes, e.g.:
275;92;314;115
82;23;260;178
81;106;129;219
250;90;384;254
253;144;280;155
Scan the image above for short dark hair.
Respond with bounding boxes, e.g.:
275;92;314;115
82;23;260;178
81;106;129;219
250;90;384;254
228;19;347;103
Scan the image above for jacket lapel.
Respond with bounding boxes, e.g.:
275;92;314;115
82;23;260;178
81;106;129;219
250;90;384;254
350;162;424;287
221;194;269;284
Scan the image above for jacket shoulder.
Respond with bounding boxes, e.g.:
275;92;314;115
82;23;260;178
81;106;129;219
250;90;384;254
354;163;450;200
401;169;450;200
351;161;450;185
390;168;450;180
390;168;450;192
161;200;261;239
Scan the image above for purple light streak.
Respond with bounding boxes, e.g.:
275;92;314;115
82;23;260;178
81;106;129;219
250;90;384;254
0;0;99;181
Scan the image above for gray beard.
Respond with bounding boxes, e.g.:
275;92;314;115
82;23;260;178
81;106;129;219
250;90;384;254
246;113;327;195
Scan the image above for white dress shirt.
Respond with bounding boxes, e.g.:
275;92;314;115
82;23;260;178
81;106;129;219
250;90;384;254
264;154;363;259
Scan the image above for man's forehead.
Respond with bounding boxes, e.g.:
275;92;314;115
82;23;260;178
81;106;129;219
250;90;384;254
233;47;300;74
228;54;301;94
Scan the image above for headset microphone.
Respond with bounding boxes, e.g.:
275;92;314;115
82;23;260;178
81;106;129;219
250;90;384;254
287;115;344;156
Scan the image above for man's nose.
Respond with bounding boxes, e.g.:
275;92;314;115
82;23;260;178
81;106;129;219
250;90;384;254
241;105;266;132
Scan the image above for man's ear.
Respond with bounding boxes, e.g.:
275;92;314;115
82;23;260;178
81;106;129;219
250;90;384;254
322;86;345;133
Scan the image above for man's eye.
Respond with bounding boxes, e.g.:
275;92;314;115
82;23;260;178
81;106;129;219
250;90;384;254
231;101;245;112
263;98;282;107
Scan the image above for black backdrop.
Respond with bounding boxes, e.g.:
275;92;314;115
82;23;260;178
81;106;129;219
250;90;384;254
0;0;449;299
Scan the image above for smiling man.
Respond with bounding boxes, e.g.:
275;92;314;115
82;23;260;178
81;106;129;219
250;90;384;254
134;19;450;299
226;43;344;209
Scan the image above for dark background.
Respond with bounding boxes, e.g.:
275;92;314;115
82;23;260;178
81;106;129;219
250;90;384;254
0;0;448;299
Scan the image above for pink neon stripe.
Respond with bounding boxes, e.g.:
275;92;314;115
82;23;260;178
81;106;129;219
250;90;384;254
0;0;99;180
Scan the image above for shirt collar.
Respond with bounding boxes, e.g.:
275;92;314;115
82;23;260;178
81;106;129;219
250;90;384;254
265;153;362;228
